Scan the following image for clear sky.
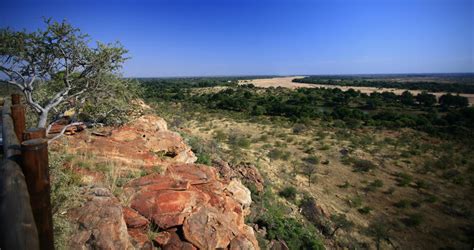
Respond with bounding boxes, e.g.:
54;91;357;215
1;0;472;77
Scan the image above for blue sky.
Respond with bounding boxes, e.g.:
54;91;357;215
1;0;472;77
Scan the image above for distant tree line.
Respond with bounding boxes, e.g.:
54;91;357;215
141;80;474;141
293;76;474;94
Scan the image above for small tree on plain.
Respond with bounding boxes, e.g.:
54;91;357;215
0;19;127;128
366;218;392;250
329;213;354;237
301;163;317;187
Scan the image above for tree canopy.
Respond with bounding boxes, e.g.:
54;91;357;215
0;19;128;128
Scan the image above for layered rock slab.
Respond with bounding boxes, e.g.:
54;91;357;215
68;187;133;250
125;163;259;249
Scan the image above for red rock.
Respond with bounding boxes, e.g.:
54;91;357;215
126;173;190;191
183;206;242;249
225;179;252;209
68;187;133;249
190;180;226;207
154;231;171;245
162;229;197;250
166;164;217;185
123;207;149;229
229;235;257;250
128;228;153;250
131;189;209;229
213;160;265;193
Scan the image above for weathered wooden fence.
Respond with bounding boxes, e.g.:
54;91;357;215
0;94;54;250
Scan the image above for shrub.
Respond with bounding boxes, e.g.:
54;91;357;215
366;218;392;250
353;159;377;172
364;179;384;192
415;179;428;189
424;194;438;203
385;186;396;195
292;123;307;134
303;156;320;165
394;199;410;209
330;213;354;237
228;132;251;149
318;144;331;150
348;196;363;208
214;130;227;142
279;186;297;201
268;149;290;161
402;213;424;227
338;181;350;189
358;206;373;214
396;172;413;187
196;153;212;165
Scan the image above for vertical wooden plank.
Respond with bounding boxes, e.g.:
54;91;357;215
11;104;26;143
11;93;21;105
21;138;54;250
2;99;21;159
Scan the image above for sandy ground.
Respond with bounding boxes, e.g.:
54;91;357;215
239;76;474;105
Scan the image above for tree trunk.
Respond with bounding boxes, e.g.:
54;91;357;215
38;111;49;128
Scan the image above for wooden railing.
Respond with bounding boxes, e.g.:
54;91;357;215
0;94;54;250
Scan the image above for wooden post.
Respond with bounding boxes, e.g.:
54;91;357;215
11;104;26;142
12;93;21;105
21;138;54;250
24;128;47;141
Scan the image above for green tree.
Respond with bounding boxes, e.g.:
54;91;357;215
0;19;127;128
416;92;437;107
301;162;317;187
400;91;415;105
329;213;354;237
366;218;392;250
439;93;469;108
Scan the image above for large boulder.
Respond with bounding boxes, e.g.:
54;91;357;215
182;205;243;249
124;163;260;249
225;179;252;209
68;187;133;250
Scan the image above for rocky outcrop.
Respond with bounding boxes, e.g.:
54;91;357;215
111;114;197;165
124;163;260;249
61;113;259;249
213;160;265;193
68;187;133;250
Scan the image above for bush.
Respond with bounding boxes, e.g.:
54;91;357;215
214;130;227;142
268;149;291;161
358;206;373;214
292;123;307;134
228;132;251;149
348;196;363;208
303;156;320;165
394;199;410;209
353;159;377;172
259;215;324;249
402;213;424;227
364;179;384;192
396;172;413;187
196;153;212;165
279;186;297;201
256;192;324;250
